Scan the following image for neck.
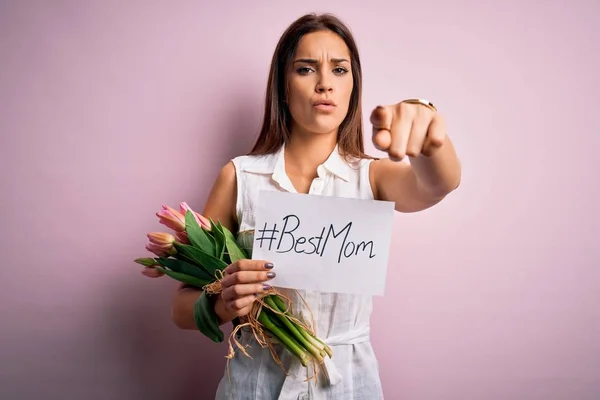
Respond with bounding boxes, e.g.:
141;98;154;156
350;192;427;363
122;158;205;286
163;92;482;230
285;126;338;177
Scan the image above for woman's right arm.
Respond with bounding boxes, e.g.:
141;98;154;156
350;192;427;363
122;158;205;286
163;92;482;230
170;161;275;330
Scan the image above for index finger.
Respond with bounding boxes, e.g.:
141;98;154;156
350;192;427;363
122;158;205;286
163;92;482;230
370;105;393;151
224;259;273;275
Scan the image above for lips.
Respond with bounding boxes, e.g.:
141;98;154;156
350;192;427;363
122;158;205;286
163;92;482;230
313;99;337;113
313;99;336;106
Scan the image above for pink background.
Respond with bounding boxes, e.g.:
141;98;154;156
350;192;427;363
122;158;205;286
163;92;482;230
1;1;599;399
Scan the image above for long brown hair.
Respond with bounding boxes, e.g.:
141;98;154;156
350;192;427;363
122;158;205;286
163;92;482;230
248;13;371;160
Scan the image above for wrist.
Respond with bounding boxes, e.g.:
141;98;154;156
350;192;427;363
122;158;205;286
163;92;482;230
213;294;235;325
410;142;461;196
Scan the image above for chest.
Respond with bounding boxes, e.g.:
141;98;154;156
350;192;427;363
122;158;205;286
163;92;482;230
285;171;325;195
234;159;373;235
286;173;314;194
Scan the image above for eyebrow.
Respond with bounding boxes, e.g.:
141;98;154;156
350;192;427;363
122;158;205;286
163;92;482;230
294;58;350;64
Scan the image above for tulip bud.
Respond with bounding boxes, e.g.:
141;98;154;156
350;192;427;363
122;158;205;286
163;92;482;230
147;232;176;246
135;258;165;278
175;230;190;244
145;242;176;257
179;201;194;215
141;267;165;278
156;204;186;232
134;257;158;267
195;212;212;231
179;202;211;231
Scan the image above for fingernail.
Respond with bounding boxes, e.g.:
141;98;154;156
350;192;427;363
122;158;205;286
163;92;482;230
266;272;276;279
263;284;271;290
265;262;274;269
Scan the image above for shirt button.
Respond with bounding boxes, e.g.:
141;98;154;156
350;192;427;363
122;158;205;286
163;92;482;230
310;181;323;193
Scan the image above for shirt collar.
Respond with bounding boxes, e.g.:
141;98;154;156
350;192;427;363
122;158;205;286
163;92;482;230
242;143;351;191
321;144;351;182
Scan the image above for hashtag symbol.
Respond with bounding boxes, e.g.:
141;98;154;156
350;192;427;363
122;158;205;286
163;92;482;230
256;222;279;251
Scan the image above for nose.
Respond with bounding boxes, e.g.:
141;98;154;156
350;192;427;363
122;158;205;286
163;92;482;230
316;72;333;93
316;82;333;93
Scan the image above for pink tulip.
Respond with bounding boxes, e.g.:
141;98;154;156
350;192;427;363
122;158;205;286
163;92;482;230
175;230;190;244
134;258;165;278
179;202;211;231
146;242;175;257
179;201;194;215
147;232;176;246
156;205;186;232
196;212;212;231
141;267;165;278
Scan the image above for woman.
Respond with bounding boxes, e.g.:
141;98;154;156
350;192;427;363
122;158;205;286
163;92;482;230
167;13;461;399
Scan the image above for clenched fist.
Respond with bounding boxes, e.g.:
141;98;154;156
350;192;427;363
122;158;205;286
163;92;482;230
371;100;447;161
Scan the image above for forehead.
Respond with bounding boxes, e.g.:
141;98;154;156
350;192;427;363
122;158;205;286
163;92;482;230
294;30;351;59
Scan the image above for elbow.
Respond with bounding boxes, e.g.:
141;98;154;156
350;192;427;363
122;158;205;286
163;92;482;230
171;305;197;331
447;172;461;194
170;305;187;330
170;299;186;330
453;162;462;191
452;159;462;191
438;177;461;199
437;166;462;197
422;178;460;201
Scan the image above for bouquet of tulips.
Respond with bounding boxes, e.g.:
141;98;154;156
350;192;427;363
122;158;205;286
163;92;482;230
134;202;333;372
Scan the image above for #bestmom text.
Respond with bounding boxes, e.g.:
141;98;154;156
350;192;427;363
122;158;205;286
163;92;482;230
254;214;377;264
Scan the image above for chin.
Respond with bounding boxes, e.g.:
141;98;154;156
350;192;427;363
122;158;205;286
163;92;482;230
304;117;345;135
304;124;340;135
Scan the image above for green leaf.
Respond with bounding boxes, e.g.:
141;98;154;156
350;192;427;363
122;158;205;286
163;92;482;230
156;257;215;283
222;227;248;263
154;266;210;288
184;211;216;256
209;219;226;261
172;251;203;269
173;242;228;277
193;291;224;343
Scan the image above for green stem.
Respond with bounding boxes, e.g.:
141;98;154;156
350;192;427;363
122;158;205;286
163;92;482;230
297;325;328;352
293;323;333;358
311;334;333;358
257;310;311;367
271;295;331;356
271;295;292;315
264;296;323;363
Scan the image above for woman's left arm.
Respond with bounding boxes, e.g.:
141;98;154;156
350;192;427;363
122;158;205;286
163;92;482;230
368;101;462;213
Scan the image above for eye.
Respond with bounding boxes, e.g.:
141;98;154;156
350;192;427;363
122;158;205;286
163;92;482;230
296;66;314;75
333;67;348;75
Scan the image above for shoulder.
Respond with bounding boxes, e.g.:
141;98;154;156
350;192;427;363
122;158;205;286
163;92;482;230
211;160;236;190
342;153;375;171
231;152;276;174
202;161;239;231
217;152;274;178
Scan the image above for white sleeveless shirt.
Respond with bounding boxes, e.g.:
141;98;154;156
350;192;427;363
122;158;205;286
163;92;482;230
214;144;384;400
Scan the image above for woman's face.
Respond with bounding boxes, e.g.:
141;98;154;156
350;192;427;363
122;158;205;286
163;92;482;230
286;30;353;137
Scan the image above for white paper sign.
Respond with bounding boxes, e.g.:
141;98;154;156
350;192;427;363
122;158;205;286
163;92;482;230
251;190;395;296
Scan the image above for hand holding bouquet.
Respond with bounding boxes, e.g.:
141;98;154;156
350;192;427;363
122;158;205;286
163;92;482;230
134;202;333;373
